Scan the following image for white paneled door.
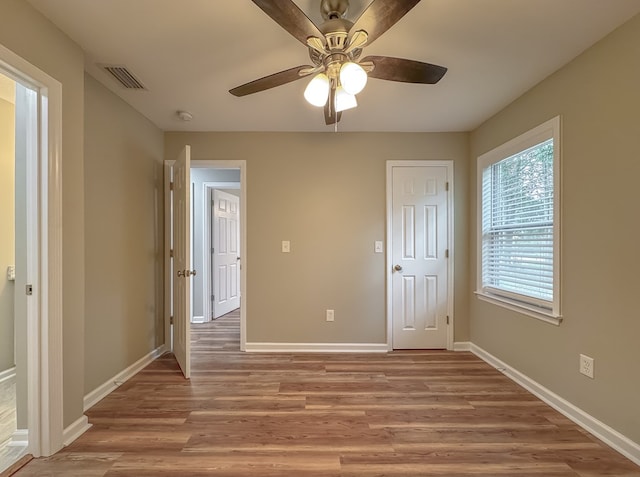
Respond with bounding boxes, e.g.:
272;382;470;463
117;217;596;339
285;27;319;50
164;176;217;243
212;189;241;318
390;165;450;349
173;146;191;378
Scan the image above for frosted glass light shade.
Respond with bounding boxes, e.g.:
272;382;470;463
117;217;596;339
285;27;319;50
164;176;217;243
340;62;367;95
304;73;330;107
335;86;357;112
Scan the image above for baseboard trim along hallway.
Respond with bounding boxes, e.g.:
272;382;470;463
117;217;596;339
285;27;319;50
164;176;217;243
62;415;91;447
244;342;389;353
83;344;167;412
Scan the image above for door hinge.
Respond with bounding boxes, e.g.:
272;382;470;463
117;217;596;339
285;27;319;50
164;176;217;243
445;181;449;191
445;249;449;258
170;181;174;191
170;249;174;258
25;284;33;296
170;316;174;325
446;315;450;325
211;294;215;301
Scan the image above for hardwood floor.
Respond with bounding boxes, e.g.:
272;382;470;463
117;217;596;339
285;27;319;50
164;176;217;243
0;372;27;475
11;309;640;476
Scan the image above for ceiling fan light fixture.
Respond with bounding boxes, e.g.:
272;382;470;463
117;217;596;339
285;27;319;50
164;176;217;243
304;73;330;107
335;86;357;112
339;61;367;95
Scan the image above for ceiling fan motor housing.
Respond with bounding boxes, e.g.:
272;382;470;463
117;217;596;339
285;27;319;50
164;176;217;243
309;18;362;68
321;0;349;20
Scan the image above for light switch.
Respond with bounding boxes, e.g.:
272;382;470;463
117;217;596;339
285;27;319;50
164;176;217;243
6;266;15;281
282;240;290;253
374;241;383;253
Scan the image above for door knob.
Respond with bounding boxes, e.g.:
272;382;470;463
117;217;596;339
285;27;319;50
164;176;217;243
177;270;197;277
394;264;403;272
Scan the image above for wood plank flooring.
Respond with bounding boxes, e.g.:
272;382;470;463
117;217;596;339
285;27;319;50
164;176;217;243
0;372;27;475
11;309;640;476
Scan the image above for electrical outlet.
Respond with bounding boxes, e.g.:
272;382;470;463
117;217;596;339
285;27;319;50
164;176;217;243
326;309;334;322
579;354;594;379
282;241;290;253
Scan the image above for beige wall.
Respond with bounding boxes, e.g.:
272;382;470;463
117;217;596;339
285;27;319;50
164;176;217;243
84;74;164;393
0;0;85;427
165;132;470;344
0;94;15;372
469;14;640;443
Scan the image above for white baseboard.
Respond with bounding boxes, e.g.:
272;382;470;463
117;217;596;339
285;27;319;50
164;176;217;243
83;344;167;412
8;429;28;447
191;315;206;324
453;341;471;351
470;343;640;466
0;366;16;384
245;342;389;353
63;415;91;446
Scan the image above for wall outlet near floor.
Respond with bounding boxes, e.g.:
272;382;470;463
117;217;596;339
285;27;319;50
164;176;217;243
579;354;594;379
326;309;334;322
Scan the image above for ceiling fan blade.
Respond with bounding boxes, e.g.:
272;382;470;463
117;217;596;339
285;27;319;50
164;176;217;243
324;88;342;125
252;0;326;48
349;0;421;46
229;65;314;97
361;56;447;84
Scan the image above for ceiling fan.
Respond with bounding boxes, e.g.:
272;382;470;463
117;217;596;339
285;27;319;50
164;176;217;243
229;0;447;125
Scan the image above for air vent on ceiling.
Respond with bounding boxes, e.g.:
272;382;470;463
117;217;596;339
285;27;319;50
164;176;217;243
100;64;147;90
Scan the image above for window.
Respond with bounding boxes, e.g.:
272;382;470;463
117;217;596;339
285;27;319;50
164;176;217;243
477;117;561;324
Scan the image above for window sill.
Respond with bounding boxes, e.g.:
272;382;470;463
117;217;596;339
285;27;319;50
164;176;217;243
474;291;562;326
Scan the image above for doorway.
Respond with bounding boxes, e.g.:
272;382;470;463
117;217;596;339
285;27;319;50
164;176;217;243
190;169;241;324
164;158;247;379
386;161;454;350
0;69;21;472
0;43;64;470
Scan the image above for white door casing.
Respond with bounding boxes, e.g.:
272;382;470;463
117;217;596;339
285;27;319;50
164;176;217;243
172;146;191;378
0;44;64;459
387;162;453;350
212;189;240;318
164;160;247;353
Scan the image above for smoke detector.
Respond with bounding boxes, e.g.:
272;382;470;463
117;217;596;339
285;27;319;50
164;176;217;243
177;110;193;121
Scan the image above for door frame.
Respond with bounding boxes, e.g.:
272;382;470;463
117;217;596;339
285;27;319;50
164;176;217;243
385;160;454;351
0;44;63;457
164;160;247;351
202;182;240;323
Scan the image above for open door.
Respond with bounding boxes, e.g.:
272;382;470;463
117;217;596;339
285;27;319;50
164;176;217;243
212;189;241;318
173;146;191;378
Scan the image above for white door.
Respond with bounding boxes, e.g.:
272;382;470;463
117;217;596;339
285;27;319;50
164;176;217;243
173;146;191;378
391;165;450;349
212;189;241;318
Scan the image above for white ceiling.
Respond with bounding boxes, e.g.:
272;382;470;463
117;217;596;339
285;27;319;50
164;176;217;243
27;0;640;132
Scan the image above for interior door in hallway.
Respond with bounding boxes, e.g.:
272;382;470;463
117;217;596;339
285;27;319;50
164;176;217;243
212;189;240;318
173;146;191;378
390;164;451;349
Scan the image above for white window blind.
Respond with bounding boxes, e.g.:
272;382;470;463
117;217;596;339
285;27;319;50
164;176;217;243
481;139;554;308
477;116;561;322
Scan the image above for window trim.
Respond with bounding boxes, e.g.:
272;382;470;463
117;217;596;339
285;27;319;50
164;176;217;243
476;116;562;325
